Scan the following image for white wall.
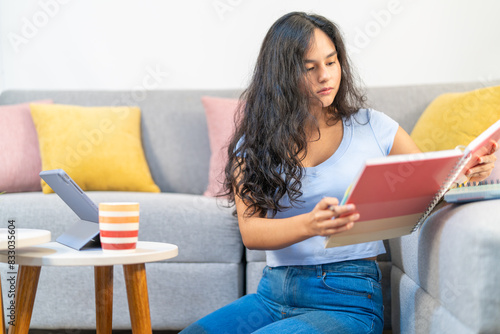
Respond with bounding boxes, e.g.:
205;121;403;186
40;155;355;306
1;0;499;92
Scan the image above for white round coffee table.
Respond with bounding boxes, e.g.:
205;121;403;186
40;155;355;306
0;228;51;334
0;228;51;250
0;241;178;334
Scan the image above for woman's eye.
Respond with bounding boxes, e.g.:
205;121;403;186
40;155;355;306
327;61;335;66
306;67;314;71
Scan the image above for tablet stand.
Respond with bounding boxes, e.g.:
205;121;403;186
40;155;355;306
56;220;101;250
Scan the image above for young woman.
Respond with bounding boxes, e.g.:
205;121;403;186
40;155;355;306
181;12;497;334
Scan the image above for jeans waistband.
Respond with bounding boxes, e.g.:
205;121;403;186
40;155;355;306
312;259;378;276
269;259;379;276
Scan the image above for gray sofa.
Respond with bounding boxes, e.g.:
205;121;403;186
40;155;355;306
1;81;499;333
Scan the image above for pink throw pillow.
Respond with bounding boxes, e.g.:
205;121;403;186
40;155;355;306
0;100;52;193
202;96;240;197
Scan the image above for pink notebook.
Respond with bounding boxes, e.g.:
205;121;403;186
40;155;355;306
325;119;500;248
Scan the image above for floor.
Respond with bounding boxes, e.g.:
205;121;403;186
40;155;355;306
29;331;181;334
30;330;394;333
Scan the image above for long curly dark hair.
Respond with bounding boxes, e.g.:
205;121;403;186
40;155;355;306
223;12;366;218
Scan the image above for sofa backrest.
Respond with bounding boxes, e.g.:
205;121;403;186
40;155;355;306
1;81;497;194
0;90;240;194
365;80;500;132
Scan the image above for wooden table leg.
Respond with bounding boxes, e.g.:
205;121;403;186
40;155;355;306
123;263;152;334
7;265;41;334
94;266;113;334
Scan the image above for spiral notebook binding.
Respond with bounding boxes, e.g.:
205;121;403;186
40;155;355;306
411;153;472;233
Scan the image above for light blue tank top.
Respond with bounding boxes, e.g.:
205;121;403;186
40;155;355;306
266;109;399;267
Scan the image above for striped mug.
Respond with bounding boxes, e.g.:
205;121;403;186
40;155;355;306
98;202;139;253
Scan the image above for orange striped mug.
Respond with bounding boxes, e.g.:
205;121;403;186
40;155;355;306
99;202;140;253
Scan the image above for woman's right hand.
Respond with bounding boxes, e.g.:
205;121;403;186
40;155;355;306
306;197;359;237
236;195;360;250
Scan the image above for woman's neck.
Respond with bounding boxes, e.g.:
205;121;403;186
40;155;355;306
301;116;344;168
306;106;340;136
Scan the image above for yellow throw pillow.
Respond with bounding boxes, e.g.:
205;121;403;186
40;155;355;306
30;103;160;194
410;85;500;152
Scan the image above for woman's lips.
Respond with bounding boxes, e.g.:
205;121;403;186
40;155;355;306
317;87;333;95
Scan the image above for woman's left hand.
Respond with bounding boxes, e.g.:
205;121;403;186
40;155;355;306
466;140;499;183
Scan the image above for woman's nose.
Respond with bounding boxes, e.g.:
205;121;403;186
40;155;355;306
318;65;331;82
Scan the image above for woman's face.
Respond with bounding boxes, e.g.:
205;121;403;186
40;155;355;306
303;28;342;113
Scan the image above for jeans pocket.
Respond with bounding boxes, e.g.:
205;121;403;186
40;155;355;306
262;265;269;277
321;272;375;298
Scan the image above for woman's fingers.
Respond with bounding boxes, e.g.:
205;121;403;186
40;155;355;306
317;197;339;210
487;140;499;155
328;203;356;217
311;198;359;236
318;213;359;235
466;141;498;182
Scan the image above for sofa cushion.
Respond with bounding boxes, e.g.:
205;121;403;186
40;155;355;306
391;199;500;333
202;96;240;197
410;85;500;152
0;100;51;193
30;103;160;194
1;191;242;263
391;266;476;334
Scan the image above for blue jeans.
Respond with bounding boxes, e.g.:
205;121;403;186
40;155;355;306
180;259;384;333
